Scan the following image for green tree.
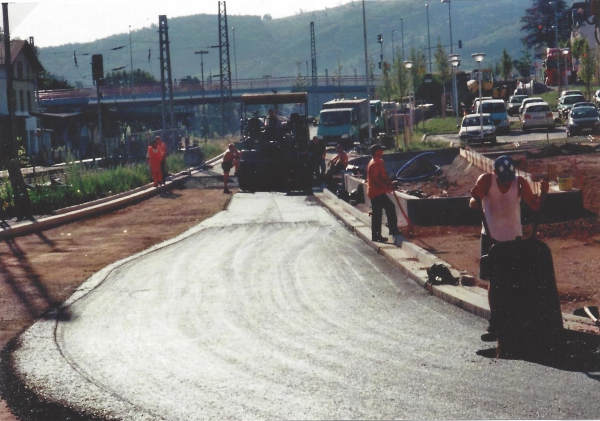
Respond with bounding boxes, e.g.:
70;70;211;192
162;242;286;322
392;54;409;103
38;70;73;90
513;46;533;77
571;37;587;62
578;39;597;100
376;61;394;103
500;49;513;80
520;0;569;52
434;38;451;92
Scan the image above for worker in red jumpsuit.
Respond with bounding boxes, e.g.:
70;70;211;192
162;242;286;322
146;137;164;187
156;135;168;185
221;143;240;194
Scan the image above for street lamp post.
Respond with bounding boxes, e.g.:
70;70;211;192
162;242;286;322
472;52;486;142
441;0;453;54
392;30;398;63
129;25;134;90
449;54;460;129
404;60;414;135
425;4;432;73
195;50;209;145
550;1;561;94
562;47;570;90
400;18;405;61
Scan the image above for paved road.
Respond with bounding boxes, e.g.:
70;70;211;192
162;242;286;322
11;192;600;420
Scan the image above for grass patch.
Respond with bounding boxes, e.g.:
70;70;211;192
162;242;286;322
413;117;459;136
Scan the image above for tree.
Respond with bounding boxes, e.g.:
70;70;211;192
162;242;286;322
376;61;394;103
38;70;73;90
520;0;570;53
434;38;451;92
392;54;409;103
578;39;597;100
513;46;533;77
501;49;513;80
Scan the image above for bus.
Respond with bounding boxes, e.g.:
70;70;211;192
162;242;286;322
544;48;573;86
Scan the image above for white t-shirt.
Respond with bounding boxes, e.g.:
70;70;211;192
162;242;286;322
482;177;522;241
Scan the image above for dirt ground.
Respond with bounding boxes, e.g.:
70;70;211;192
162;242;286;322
394;144;600;316
0;176;234;421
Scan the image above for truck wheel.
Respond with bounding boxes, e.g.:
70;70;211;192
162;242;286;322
238;173;253;192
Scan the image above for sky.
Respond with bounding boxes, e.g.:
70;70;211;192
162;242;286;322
5;0;354;48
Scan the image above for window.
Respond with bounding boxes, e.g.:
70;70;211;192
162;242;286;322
19;90;24;112
16;61;23;80
27;91;32;112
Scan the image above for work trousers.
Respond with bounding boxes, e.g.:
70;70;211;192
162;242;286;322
371;193;398;238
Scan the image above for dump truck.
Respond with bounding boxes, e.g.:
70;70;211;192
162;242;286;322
237;92;312;193
316;98;370;149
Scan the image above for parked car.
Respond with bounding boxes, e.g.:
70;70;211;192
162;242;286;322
476;99;510;134
566;106;600;137
594;89;600;109
518;97;544;119
557;94;586;118
471;96;493;113
459;113;497;145
572;101;596;110
507;94;529;116
559;89;584;99
521;102;555;132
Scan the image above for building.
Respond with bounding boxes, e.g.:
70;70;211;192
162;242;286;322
0;39;44;162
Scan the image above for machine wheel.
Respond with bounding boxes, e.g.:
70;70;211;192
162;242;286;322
237;172;254;192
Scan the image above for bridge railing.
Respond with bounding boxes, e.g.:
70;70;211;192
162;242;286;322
38;75;382;102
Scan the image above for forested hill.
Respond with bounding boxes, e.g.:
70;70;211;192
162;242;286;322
37;0;534;88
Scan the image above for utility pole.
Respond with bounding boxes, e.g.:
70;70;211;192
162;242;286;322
216;1;233;134
362;0;372;144
2;2;31;219
158;15;175;144
129;25;134;90
310;21;318;116
195;50;209;145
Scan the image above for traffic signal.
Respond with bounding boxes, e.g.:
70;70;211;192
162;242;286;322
91;54;103;81
458;40;462;49
377;34;383;44
378;62;382;69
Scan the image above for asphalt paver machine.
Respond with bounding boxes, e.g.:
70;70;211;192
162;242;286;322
238;92;312;193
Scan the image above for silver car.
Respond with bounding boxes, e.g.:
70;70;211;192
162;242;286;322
459;113;497;145
521;102;555;132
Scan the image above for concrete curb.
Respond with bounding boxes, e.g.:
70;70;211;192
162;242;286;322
314;189;600;337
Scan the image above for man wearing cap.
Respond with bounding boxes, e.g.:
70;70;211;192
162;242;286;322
469;154;549;340
367;144;401;242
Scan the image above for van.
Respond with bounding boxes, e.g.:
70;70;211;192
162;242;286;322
477;99;510;135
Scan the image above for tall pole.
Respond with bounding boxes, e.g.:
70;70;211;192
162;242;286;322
400;18;405;61
441;0;454;54
232;27;238;88
195;50;209;145
362;0;372;143
552;1;561;94
2;2;31;219
129;25;134;89
392;30;397;63
426;3;432;73
449;54;460;129
472;53;485;141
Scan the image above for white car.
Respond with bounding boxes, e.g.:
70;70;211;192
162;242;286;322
521;101;555;132
459;113;497;145
518;97;544;119
559;89;584;99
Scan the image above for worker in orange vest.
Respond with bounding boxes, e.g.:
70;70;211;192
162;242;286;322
146;137;164;187
156;135;168;185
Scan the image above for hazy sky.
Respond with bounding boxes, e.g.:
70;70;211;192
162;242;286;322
6;0;354;48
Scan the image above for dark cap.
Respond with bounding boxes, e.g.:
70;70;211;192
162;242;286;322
494;155;516;181
371;144;386;155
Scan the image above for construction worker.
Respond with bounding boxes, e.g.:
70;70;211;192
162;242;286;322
325;143;349;185
221;143;240;194
366;144;400;242
146;137;164;187
469;154;549;341
155;135;168;185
